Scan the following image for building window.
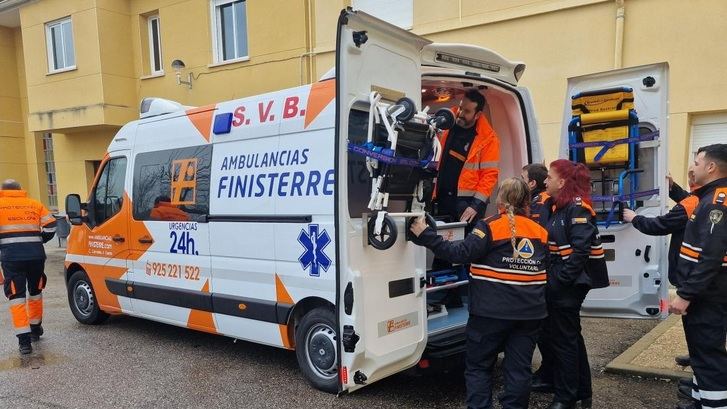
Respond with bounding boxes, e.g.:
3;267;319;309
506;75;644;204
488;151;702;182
42;133;58;210
211;0;248;63
45;17;76;72
148;15;163;74
352;0;413;29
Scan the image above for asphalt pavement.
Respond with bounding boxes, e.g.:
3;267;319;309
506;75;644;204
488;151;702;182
0;244;680;408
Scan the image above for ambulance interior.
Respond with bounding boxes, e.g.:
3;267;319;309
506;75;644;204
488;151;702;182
347;78;531;353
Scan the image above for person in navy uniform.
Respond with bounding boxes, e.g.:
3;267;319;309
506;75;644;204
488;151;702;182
522;163;551;227
670;144;727;409
538;160;609;409
411;177;549;409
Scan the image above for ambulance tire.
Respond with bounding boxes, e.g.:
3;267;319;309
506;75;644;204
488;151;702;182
67;269;109;325
367;214;398;250
295;307;339;394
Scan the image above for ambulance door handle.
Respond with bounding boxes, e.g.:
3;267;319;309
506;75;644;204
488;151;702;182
643;245;651;263
138;236;154;244
112;234;125;243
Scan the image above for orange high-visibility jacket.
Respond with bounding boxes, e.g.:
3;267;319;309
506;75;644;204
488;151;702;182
0;190;56;262
437;108;500;203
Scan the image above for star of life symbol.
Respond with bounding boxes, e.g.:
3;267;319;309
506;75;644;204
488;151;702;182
298;224;332;277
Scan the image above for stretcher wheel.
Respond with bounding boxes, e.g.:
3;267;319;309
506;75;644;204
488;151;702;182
393;97;416;122
425;213;437;231
406;213;437;241
431;108;455;130
368;214;398;250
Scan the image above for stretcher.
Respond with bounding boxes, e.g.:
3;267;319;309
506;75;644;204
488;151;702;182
348;91;455;249
568;87;660;227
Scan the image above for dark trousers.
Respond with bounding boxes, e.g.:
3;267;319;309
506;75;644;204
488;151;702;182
2;260;46;336
544;284;592;404
465;315;541;409
533;325;555;383
2;260;46;300
683;301;727;409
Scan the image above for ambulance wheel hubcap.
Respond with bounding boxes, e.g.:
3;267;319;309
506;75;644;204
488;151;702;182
74;282;95;317
306;324;337;379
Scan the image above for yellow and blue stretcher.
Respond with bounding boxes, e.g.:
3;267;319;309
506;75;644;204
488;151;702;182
568;87;660;227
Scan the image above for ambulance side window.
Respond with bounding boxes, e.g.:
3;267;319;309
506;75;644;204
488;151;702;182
132;145;211;221
89;157;127;227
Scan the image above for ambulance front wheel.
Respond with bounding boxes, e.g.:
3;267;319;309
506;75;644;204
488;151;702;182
295;307;339;394
367;214;398;250
67;269;109;325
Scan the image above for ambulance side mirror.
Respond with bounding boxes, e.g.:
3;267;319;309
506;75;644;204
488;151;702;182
65;194;84;226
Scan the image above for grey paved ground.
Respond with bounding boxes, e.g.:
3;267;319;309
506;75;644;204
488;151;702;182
0;244;680;408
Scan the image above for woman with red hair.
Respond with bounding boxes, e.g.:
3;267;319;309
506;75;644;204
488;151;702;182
537;159;609;409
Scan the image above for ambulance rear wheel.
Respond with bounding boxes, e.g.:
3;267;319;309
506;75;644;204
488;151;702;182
295;307;338;394
67;269;109;325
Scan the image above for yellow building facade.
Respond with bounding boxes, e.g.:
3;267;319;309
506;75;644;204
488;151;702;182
0;0;725;209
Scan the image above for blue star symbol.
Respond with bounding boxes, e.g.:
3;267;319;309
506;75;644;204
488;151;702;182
298;224;332;277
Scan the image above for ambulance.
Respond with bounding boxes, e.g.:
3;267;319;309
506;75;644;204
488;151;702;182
63;8;670;394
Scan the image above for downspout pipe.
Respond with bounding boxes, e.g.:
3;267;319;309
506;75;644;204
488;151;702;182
299;0;316;85
614;0;625;69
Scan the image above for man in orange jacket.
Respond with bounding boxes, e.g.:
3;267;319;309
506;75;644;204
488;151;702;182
0;179;56;354
435;89;500;226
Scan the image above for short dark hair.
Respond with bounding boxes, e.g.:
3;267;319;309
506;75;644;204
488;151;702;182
463;89;486;112
524;163;548;190
697;143;727;173
1;179;21;190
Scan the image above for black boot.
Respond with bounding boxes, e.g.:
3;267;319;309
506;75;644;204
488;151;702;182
548;402;576;409
678;377;695;389
17;333;32;355
30;324;43;342
674;355;691;367
579;397;592;409
675;401;698;409
677;383;695;401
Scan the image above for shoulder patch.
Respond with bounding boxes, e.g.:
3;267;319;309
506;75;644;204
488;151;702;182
572;217;588;224
714;189;727;205
471;228;486;239
709;209;724;225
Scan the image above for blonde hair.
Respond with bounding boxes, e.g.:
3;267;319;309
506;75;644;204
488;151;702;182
496;177;531;258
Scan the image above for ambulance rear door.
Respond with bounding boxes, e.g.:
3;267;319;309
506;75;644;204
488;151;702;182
336;8;430;392
560;63;670;319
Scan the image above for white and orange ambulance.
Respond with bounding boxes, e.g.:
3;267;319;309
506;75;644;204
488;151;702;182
64;9;670;394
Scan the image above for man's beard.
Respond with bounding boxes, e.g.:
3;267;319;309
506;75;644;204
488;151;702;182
456;116;475;128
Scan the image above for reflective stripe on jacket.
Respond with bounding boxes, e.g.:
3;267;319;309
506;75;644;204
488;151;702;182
546;198;609;290
437;107;500;203
675;178;727;302
0;190;56;261
529;191;551;227
414;212;548;320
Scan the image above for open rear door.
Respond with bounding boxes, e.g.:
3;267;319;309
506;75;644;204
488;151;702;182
561;63;670;319
335;8;430;393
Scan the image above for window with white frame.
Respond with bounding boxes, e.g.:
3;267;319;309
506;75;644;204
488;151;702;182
211;0;248;63
42;133;58;210
148;15;163;74
45;17;76;72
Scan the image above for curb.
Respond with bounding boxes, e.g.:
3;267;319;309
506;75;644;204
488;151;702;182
605;314;692;380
